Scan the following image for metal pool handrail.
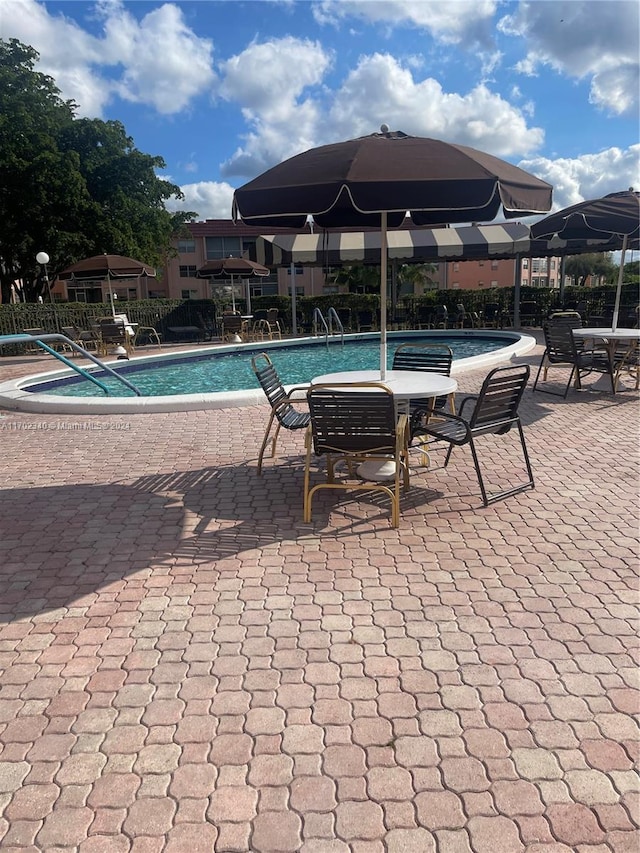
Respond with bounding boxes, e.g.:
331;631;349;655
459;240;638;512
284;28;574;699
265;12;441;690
0;334;142;397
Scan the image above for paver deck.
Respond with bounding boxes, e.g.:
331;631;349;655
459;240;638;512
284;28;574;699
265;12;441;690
0;334;638;853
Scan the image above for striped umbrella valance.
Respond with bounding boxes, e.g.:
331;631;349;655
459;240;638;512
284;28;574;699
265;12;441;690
250;223;630;267
251;223;532;266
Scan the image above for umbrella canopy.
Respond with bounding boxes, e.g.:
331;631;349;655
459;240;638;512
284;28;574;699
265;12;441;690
531;190;640;330
57;254;157;280
196;257;269;314
233;127;552;377
57;254;156;317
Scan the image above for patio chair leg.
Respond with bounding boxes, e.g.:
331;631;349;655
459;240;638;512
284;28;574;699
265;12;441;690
257;413;277;475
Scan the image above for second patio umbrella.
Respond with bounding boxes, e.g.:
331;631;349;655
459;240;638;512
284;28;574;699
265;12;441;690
57;253;157;316
531;189;640;330
197;257;269;315
233;127;552;378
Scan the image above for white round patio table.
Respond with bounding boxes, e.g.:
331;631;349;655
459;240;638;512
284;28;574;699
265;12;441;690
311;369;458;480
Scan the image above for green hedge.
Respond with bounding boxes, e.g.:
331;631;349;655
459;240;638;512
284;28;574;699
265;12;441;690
1;284;637;348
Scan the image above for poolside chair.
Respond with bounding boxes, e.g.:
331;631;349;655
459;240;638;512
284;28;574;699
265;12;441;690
533;312;613;397
411;364;534;506
96;318;133;357
433;305;448;328
519;301;541;327
356;309;375;331
304;382;410;528
60;324;100;352
251;353;310;475
415;305;433;329
222;313;247;341
481;303;502;328
251;309;269;340
392;342;455;420
265;308;283;339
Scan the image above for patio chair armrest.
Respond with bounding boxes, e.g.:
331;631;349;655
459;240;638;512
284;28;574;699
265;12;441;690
456;395;478;416
284;384;310;400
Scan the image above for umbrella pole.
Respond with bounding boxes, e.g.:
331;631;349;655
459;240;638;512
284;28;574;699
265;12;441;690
231;275;236;313
380;211;387;380
612;234;627;331
108;277;117;319
246;279;252;315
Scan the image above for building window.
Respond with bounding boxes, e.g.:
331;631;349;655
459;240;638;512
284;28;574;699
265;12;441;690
251;282;278;296
181;289;198;299
522;259;529;269
287;267;304;276
550;259;556;269
491;260;499;269
288;285;305;296
178;239;196;253
205;236;242;259
453;263;459;271
179;265;197;277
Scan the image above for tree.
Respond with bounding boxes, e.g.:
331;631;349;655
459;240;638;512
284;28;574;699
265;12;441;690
0;38;196;303
328;264;381;293
563;253;616;287
398;263;438;296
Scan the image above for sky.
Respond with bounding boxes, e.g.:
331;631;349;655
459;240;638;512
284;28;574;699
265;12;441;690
2;0;639;225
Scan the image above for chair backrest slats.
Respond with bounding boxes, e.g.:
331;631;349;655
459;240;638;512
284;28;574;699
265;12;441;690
392;343;453;376
543;314;583;361
308;385;397;455
469;366;529;433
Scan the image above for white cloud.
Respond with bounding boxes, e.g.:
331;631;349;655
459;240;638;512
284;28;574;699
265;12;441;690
518;145;640;211
101;2;216;114
499;0;639;115
220;49;546;181
219;37;333;177
328;53;544;158
166;181;236;220
312;0;498;47
0;0;215;117
0;0;112;115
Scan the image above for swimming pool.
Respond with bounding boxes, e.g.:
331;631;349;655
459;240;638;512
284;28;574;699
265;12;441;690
0;330;536;414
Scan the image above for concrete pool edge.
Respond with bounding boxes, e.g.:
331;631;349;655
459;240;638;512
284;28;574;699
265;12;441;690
0;331;537;414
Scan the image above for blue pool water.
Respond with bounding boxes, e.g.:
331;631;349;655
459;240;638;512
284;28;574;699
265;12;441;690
26;333;516;398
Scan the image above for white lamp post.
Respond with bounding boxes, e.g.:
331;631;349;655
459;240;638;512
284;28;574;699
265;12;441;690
36;251;50;302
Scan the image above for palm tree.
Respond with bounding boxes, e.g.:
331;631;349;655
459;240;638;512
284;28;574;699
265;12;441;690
398;263;438;296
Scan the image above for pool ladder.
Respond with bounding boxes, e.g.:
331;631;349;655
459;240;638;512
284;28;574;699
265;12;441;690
312;307;344;349
0;333;142;396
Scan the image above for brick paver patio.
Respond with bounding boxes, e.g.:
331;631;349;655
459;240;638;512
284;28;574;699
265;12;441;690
0;335;638;852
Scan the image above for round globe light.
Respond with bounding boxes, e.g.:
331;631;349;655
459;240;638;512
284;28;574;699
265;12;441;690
36;251;50;265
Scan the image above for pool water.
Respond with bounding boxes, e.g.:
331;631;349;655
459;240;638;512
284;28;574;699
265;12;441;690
27;334;514;398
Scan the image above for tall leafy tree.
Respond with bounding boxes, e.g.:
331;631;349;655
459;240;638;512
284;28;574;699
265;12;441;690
0;38;195;303
564;253;616;287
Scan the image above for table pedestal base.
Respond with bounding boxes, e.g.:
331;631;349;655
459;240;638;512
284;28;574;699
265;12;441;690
357;458;396;481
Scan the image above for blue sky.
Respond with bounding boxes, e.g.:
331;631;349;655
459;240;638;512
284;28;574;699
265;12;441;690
2;0;639;223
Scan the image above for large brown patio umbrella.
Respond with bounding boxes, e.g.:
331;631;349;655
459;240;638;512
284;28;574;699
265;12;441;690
531;189;640;330
233;127;552;378
57;253;157;316
196;257;269;314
